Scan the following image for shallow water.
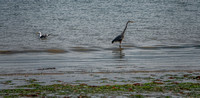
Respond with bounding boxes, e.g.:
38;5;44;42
0;0;200;79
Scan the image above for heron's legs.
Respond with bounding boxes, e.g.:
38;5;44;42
119;41;122;48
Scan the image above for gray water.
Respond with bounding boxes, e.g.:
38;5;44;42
0;0;200;74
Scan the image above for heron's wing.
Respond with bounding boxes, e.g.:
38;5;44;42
112;35;123;43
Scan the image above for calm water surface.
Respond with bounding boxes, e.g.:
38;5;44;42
0;0;200;74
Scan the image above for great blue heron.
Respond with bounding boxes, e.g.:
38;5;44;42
112;21;134;46
36;31;50;39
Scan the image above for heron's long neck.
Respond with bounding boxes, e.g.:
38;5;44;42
121;22;129;36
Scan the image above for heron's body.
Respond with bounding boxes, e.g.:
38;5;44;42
112;34;124;44
112;21;134;45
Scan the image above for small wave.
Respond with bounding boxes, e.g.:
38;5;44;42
136;44;200;50
46;49;67;53
0;49;67;54
70;47;99;52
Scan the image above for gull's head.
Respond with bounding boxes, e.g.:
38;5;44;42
36;31;41;34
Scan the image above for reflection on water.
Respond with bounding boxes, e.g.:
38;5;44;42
112;47;125;59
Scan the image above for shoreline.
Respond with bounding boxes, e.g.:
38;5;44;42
0;70;200;76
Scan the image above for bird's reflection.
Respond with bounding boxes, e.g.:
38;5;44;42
112;46;125;59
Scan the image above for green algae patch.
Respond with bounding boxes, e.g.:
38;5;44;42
0;80;12;85
0;82;200;97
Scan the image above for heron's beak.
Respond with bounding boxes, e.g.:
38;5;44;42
130;21;134;23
